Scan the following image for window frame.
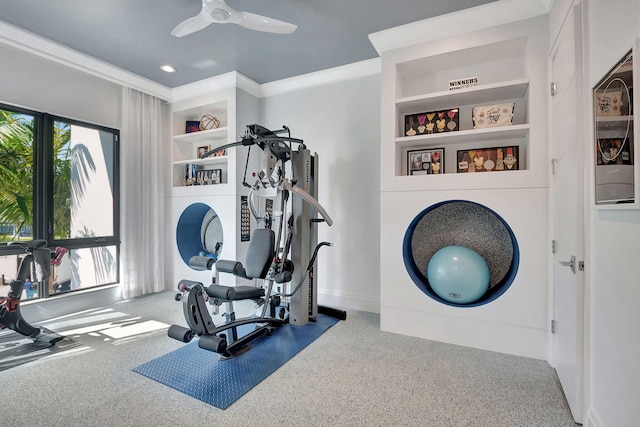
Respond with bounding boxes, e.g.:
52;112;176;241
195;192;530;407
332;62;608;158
0;102;120;294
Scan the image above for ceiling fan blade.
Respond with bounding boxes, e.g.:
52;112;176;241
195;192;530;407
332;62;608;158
232;11;297;34
171;13;212;37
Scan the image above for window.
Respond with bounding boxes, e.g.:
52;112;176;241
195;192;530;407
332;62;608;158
0;104;119;300
0;108;34;244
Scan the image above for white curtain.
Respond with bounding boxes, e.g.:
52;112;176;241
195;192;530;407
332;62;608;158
120;87;168;299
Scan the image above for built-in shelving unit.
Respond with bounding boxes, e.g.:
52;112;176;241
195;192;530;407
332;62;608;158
392;44;532;177
171;100;230;190
165;82;260;289
374;14;551;359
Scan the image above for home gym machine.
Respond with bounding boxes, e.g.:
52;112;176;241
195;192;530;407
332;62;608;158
0;240;67;345
168;124;346;358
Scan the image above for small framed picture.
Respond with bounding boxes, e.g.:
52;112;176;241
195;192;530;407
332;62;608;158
196;145;210;159
456;146;519;172
407;148;444;175
186;120;200;133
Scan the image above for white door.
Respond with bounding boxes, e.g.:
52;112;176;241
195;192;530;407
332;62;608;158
550;3;584;423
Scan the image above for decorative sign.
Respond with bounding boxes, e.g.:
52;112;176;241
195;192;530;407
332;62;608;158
448;76;479;91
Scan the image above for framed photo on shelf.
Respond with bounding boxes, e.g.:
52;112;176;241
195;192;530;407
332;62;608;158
186;120;200;133
407;148;444;175
404;109;459;136
456;146;519;173
196;144;210;159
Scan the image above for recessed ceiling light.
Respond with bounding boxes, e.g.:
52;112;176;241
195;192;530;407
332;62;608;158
160;64;176;73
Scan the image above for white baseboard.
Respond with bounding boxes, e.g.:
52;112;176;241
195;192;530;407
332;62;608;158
381;304;548;360
318;289;379;314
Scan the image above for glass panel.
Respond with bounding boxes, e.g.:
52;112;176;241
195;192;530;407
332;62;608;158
54;121;115;239
0;109;34;244
0;251;48;301
49;245;118;295
0;254;28;299
594;50;634;205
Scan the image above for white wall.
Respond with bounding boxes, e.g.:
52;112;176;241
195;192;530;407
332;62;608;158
260;75;381;312
583;0;640;426
0;42;120;128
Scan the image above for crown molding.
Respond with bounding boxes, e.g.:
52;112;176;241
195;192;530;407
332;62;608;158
169;58;380;101
0;20;172;101
258;58;381;97
169;70;263;102
369;0;551;54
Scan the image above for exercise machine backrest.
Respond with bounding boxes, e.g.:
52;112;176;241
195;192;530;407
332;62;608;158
244;228;275;279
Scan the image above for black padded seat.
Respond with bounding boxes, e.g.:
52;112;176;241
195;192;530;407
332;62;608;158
206;284;265;301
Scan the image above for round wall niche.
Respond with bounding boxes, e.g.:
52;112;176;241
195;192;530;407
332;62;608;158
402;200;519;307
176;203;223;269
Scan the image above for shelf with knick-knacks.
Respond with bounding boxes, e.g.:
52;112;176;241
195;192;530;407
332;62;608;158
171;95;233;190
172;126;229;187
395;79;530;176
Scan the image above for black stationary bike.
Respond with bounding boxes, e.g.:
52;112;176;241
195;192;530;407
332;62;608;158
0;239;66;345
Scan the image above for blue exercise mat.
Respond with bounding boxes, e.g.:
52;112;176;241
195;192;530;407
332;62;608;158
133;315;340;409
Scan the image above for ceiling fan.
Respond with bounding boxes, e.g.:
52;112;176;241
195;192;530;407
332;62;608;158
171;0;298;37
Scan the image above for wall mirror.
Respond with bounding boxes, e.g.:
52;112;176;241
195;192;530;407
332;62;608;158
593;49;635;206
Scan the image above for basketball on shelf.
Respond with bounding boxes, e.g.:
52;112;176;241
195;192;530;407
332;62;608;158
200;114;221;131
426;245;490;304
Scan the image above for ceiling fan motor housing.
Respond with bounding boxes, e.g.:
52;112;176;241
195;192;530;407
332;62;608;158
210;8;230;22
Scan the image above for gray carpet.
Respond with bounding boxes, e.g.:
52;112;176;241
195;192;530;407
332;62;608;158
0;291;577;426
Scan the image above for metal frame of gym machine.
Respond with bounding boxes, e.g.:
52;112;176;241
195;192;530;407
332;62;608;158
168;124;346;358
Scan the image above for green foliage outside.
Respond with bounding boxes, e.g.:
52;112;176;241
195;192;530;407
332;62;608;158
0;110;71;243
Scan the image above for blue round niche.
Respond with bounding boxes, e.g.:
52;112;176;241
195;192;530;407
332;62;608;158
176;203;223;269
402;200;519;307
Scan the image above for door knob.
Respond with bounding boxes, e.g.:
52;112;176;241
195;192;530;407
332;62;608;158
559;255;576;274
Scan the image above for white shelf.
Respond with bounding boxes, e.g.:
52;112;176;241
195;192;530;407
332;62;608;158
393;76;530;176
173;126;228;144
595;115;633;123
396;79;529;113
172;155;228;167
396;124;529;150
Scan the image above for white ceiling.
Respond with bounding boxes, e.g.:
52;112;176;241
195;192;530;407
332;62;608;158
0;0;499;88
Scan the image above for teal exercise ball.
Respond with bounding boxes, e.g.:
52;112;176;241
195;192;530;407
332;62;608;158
427;245;490;304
